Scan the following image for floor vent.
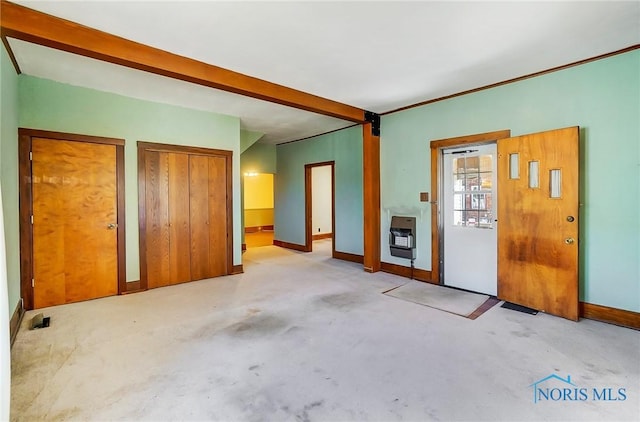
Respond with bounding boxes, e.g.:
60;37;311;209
30;313;51;330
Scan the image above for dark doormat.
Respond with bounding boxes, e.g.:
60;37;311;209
501;301;538;315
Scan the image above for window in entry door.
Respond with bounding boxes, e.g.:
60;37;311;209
452;154;494;228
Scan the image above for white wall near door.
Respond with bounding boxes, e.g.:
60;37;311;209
312;166;332;235
1;185;11;421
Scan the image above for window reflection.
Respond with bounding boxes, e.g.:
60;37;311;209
452;154;494;228
550;169;562;198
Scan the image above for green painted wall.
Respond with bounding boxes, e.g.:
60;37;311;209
1;44;20;316
382;50;640;312
240;129;264;153
275;125;363;255
18;76;242;282
241;142;276;175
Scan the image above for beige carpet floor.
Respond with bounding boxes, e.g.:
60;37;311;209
10;241;640;421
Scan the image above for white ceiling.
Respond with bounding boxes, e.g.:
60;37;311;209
7;38;354;144
7;1;640;145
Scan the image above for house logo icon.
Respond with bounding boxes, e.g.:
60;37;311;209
529;374;576;403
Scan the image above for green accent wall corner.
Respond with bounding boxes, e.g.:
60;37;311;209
240;129;264;154
241;142;276;175
275;125;363;255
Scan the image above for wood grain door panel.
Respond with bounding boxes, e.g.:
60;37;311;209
208;156;228;277
32;138;118;308
189;155;228;280
140;144;231;288
168;152;191;284
497;127;579;320
145;151;193;287
189;154;211;280
144;151;171;288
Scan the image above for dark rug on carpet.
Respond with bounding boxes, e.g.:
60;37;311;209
501;301;538;315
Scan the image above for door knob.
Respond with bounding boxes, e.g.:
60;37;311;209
566;216;575;222
564;237;575;245
107;223;117;230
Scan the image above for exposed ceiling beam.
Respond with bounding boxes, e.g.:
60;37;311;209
1;34;20;74
0;0;366;123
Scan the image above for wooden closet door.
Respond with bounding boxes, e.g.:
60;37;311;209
141;143;230;288
207;156;228;277
145;151;191;288
189;155;210;280
189;155;228;280
144;151;170;288
167;153;191;284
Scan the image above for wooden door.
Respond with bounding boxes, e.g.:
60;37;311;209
143;150;170;288
206;156;229;277
142;146;229;288
144;151;191;288
189;155;228;279
167;153;191;284
32;138;118;308
497;127;579;320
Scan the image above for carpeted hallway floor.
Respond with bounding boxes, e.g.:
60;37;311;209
10;241;640;421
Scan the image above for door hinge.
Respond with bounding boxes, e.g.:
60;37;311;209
31;279;35;288
31;215;34;224
29;151;33;161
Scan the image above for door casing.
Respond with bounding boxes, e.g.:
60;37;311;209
430;130;511;284
18;128;126;310
304;161;335;254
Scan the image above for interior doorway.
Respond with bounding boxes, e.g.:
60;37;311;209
304;161;335;254
243;172;275;248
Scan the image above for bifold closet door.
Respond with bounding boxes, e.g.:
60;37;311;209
189;155;228;279
144;150;228;288
144;151;191;288
167;153;192;284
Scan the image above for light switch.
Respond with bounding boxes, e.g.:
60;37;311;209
420;192;429;202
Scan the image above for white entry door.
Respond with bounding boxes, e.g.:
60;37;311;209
443;143;497;295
